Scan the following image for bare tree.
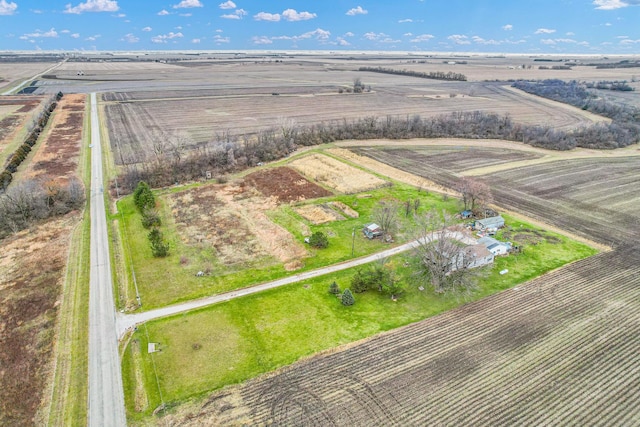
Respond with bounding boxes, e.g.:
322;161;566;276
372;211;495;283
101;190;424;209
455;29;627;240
456;177;493;214
412;210;483;295
372;200;399;239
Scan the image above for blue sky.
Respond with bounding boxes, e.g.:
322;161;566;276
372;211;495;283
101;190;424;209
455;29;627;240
0;0;639;52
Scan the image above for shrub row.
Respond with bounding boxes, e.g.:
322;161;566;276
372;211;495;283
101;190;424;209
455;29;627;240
0;92;63;191
358;66;467;82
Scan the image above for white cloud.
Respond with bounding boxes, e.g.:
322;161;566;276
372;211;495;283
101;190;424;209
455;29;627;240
282;9;316;21
410;34;434;43
404;32;413;36
620;38;640;44
180;13;192;16
593;0;640;9
448;34;470;45
363;32;399;43
115;13;125;17
151;31;184;43
398;19;413;23
142;26;152;32
221;8;246;19
566;31;575;36
65;0;118;14
85;34;100;41
122;33;139;43
157;9;169;15
502;24;513;31
344;32;354;37
252;36;272;45
336;37;350;46
535;28;556;34
215;29;223;32
60;29;71;33
71;33;80;38
191;38;201;43
213;35;230;43
0;0;18;15
21;28;59;39
346;6;367;16
254;12;280;21
172;0;202;9
219;1;235;9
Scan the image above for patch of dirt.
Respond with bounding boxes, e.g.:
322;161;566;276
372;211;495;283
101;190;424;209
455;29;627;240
168;181;307;266
244;167;332;203
0;215;76;426
295;204;345;225
289;154;388;194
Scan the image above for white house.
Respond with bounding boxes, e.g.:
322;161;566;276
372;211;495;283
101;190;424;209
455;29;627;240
478;236;512;256
449;244;495;271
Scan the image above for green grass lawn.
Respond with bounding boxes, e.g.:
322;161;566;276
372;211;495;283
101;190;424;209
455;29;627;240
122;218;598;421
115;182;459;310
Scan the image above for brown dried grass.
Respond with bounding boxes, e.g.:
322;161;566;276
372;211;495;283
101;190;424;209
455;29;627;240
295;204;345;225
289;154;387;194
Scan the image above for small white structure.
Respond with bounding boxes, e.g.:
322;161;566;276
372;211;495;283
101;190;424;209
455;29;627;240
478;236;512;256
148;343;159;353
363;223;383;239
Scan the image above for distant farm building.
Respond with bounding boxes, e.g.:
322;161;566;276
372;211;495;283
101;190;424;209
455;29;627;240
474;215;505;232
460;210;473;219
478;236;512;256
363;223;384;239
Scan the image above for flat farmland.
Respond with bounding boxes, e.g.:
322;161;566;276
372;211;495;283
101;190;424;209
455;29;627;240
352;145;542;173
0;216;79;426
485;158;640;246
19;94;85;183
100;65;608;165
162;247;640;426
0;62;56;91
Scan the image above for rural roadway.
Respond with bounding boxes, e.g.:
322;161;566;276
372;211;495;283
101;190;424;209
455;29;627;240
88;93;127;427
116;231;476;338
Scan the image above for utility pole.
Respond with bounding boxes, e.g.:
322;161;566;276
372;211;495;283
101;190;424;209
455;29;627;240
351;226;357;257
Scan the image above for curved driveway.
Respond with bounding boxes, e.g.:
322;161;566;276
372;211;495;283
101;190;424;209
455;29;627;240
116;231;475;337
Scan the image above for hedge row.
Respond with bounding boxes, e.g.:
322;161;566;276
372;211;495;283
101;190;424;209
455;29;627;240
0;91;63;190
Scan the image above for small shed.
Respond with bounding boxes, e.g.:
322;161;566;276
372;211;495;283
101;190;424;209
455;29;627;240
461;210;473;219
363;223;383;239
474;215;505;232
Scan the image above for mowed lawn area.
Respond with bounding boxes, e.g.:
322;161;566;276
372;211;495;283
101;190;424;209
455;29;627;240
114;181;460;310
122;214;598;421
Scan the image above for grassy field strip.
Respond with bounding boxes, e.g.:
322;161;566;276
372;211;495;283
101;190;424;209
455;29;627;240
116;231;475;336
46;94;91;426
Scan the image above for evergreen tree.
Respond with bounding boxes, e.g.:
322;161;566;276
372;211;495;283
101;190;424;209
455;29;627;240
148;228;170;257
133;181;155;213
329;281;341;295
342;289;355;306
309;231;329;248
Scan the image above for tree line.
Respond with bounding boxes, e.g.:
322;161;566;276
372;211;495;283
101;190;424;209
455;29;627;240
512;79;640;148
358;66;467;82
118;106;640;192
0;178;85;239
